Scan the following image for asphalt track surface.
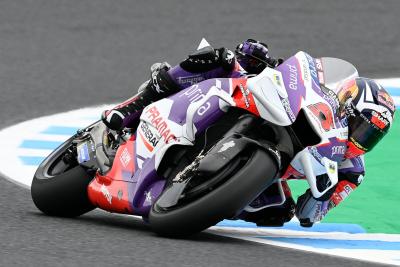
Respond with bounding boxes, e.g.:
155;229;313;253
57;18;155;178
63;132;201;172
0;1;399;266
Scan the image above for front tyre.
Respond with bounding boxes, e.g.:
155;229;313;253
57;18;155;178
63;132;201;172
149;149;278;237
31;138;95;217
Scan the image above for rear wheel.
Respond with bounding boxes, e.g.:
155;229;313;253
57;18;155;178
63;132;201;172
149;148;278;237
31;137;95;217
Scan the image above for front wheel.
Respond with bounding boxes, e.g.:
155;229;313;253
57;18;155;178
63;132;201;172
31;137;95;217
149;148;278;237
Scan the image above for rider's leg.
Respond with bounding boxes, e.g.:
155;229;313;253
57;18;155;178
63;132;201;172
238;180;295;227
102;62;180;130
102;46;238;131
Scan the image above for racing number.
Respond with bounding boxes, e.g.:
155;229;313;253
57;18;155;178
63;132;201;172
308;102;333;131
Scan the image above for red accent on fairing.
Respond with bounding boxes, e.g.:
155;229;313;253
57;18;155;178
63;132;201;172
281;180;293;198
344;140;366;159
231;78;260;116
281;164;304;180
139;131;154;152
87;135;136;214
308;102;334;132
330;180;357;206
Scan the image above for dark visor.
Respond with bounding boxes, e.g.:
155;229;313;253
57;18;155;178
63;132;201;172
348;115;386;152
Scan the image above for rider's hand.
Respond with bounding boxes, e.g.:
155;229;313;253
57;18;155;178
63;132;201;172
101;109;127;131
216;47;236;71
295;189;332;227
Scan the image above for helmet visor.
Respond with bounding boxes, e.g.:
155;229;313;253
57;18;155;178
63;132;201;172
348;114;386;152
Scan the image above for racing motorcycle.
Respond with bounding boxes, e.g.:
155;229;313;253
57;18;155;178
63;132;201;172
31;47;358;236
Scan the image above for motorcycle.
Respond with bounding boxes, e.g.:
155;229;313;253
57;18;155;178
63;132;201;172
31;47;358;236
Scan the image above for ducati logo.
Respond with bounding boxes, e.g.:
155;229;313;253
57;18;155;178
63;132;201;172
218;140;235;153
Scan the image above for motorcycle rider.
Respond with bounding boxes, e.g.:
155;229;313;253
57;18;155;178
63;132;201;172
102;39;280;130
239;77;396;227
102;39;396;228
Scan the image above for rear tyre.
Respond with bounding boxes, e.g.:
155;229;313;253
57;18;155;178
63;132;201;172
149;149;278;237
31;138;95;217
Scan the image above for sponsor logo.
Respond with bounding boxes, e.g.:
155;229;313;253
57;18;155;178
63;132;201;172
309;147;323;163
343;184;353;194
281;98;296;122
119;147;132;168
305;53;318;82
328;162;336;174
140;123;160;149
144;191;152;204
322;94;338;114
313;202;329;221
338;184;354;201
377;90;395;112
331;145;346;157
179;84;211;116
180;84;205;103
101;184;112;204
371;110;389;129
287;64;298;90
350;137;366;151
145;106;177;143
177;75;204;86
322;87;340;111
239;84;250;108
273;74;282;87
218;140;235;153
301;58;310;82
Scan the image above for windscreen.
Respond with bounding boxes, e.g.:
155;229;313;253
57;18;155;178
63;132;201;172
320;57;358;93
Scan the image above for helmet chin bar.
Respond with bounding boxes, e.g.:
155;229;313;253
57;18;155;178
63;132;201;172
344;139;366;159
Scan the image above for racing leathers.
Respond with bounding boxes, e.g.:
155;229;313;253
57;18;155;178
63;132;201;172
294;156;365;227
102;46;242;131
101;43;365;228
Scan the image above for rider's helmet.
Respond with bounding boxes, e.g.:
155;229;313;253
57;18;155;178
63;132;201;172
337;77;396;158
235;39;271;74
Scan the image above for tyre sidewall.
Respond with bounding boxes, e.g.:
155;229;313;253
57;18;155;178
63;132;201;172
149;149;278;237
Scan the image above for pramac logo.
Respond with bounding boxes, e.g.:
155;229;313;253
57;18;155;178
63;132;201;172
145;106;177;144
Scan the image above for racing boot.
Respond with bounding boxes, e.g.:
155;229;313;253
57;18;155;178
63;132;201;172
167;45;240;89
102;62;180;131
237;181;295;227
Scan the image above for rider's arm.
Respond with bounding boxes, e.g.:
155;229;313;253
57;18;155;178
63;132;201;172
295;156;365;227
167;46;244;89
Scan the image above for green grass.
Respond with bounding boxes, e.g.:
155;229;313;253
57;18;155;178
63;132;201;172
288;118;400;233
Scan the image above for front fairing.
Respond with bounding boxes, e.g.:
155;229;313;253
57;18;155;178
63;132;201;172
246;51;354;198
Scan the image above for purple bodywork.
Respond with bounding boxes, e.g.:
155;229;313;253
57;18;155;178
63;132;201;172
130;77;233;216
122;52;357;217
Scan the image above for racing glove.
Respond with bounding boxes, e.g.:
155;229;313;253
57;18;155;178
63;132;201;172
296;174;360;227
179;46;236;73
